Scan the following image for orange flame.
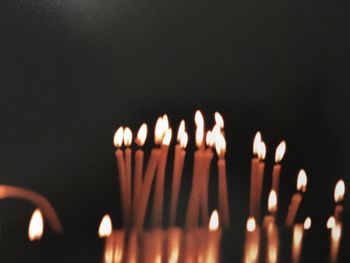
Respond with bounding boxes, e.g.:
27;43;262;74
195;110;204;128
304;217;311;230
98;214;112;238
209;210;219;231
296;169;307;192
177;120;186;142
179;132;188;149
155;117;165;144
135;123;147;146
246;217;256;232
327;216;336;229
268;190;277;213
253;132;262;155
257;141;266;161
214;112;224;129
215;133;226;157
28;209;44;241
195;125;204;148
113;127;124;148
162;129;172;146
275;140;286;163
163;114;169;131
334;180;345;203
123;127;132;147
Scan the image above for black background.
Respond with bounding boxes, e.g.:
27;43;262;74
0;0;349;262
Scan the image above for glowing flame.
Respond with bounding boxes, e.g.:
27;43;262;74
179;132;188;149
253;131;262;155
209;210;219;231
206;130;215;147
293;225;303;247
257;141;266;160
331;223;342;241
123;127;132;147
136;123;147;146
195;110;204;128
304;217;311;230
163;114;169;131
246;217;256;232
98;214;112;238
296;169;307;192
195;125;204;148
177;120;186;142
215;133;226;157
162;129;172;146
214;112;224;129
113;127;124;148
327;216;335;229
275;140;286;163
155;117;165;144
334;180;345;203
28;209;44;241
268;190;277;213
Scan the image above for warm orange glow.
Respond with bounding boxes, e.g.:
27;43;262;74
209;210;219;231
246;217;256;232
331;223;342;241
214;112;224;129
195;125;204;148
28;209;44;241
206;130;215;147
123;127;132;147
155;117;165;144
179;132;188;149
215;133;226;157
296;169;307;192
304;217;311;230
113;126;124;148
98;214;112;238
334;180;345;203
136;123;147;146
253;131;262;155
177;120;186;142
275;140;286;163
162;129;172;146
293;225;303;248
268;190;277;213
257;141;266;160
195;110;204;128
327;216;336;229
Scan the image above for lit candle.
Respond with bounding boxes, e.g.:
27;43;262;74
291;217;311;263
271;141;286;199
263;190;277;228
255;140;266;220
169;121;188;226
206;210;222;263
167;227;182;263
186;111;205;229
143;229;163;263
285;170;307;227
215;132;230;227
330;223;342;263
249;132;261;217
133;124;147;221
28;209;44;241
243;217;261;263
333;179;345;222
126;231;138;263
123;127;133;227
113;127;128;226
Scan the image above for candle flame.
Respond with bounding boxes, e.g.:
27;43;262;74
155;117;166;144
206;130;215;147
275;140;286;163
257;141;266;161
303;217;311;230
28;209;44;241
246;217;256;232
195;110;204;128
214;112;224;129
162;129;172;146
123;127;132;147
296;169;307;192
195;125;204;148
293;225;303;247
113;127;124;148
268;190;278;213
253;131;262;155
179;132;188;149
331;223;342;241
215;133;226;157
177;120;186;142
334;180;345;203
163;114;169;131
98;214;112;238
209;210;219;231
327;216;335;229
136;123;147;146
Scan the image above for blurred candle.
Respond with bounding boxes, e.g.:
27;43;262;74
263;190;277;228
167;227;182;263
330;223;342;263
124;127;133;228
272;141;286;199
250;132;261;217
255;140;266;220
264;191;279;263
133;124;147;220
333;179;345;222
243;217;260;263
103;231;125;263
206;210;222;263
285;170;307;227
126;231;138;263
291;218;311;263
169;121;188;226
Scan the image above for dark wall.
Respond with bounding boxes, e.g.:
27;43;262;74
0;0;349;261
